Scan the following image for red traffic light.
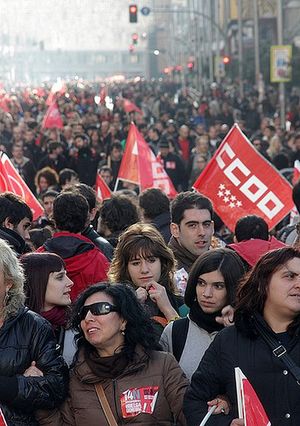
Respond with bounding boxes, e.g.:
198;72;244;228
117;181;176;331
187;61;194;69
129;4;138;23
223;55;230;64
132;33;138;45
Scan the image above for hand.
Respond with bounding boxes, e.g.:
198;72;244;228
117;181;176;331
215;305;235;327
146;282;177;320
136;287;148;304
23;361;44;377
208;396;230;415
230;419;244;426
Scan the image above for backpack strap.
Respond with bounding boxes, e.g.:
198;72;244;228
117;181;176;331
171;317;189;362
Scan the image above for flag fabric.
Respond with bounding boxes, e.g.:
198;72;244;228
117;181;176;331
193;124;293;231
42;102;64;129
235;367;271;426
0;152;44;220
0;94;10;113
116;123;177;198
123;98;143;115
95;173;111;202
46;80;67;106
0;409;7;426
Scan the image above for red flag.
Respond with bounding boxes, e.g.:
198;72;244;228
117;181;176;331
0;94;10;113
0;408;7;426
123;98;143;115
95;173;111;202
117;124;177;198
193;124;293;231
235;367;271;426
42;102;64;129
0;153;43;220
46;81;67;106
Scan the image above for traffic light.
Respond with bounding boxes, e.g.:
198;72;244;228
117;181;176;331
129;4;138;23
222;55;231;65
187;61;194;71
132;33;138;45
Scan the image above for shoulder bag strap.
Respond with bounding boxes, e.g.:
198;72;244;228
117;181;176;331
172;317;189;362
94;383;118;426
253;315;300;384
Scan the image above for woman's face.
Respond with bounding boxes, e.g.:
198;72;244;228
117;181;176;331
127;253;162;287
264;258;300;321
44;268;73;311
38;176;49;192
80;292;126;357
196;270;227;313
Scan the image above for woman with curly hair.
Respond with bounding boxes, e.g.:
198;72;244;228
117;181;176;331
35;166;59;197
38;282;188;425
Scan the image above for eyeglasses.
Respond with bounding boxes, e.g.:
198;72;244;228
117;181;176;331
79;302;118;321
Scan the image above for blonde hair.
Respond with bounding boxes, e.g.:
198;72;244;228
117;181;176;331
0;239;25;320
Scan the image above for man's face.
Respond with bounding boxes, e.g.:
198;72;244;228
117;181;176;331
43;196;56;218
171;208;214;256
111;148;122;161
12;145;23;160
100;171;112;185
14;217;31;241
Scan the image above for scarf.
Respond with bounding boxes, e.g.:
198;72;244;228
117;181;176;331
168;236;198;272
84;347;129;379
189;301;224;334
41;306;68;330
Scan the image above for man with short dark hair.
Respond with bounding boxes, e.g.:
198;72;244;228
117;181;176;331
0;192;32;254
38;191;109;301
169;191;214;294
139;188;171;243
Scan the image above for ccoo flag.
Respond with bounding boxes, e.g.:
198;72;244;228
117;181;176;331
42;102;64;129
116;123;177;198
193;124;293;231
0;152;43;220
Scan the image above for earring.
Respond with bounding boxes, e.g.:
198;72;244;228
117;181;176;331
121;330;125;336
3;289;9;306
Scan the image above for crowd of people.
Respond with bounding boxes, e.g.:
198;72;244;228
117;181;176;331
0;77;299;425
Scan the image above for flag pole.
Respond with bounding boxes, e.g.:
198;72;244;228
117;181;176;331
199;405;217;426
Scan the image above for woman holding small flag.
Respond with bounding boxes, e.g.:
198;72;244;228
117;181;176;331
184;247;300;426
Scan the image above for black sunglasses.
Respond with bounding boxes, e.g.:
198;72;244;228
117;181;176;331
79;302;118;321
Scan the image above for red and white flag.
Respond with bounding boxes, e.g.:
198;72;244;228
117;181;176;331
99;86;107;105
0;409;7;426
116;123;177;198
235;367;271;426
46;80;67;106
42;102;64;129
95;173;111;202
0;152;43;220
193;124;293;231
123;98;143;115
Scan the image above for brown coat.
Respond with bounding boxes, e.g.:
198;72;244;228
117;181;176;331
38;348;188;426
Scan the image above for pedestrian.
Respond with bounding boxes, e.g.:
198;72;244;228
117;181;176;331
184;247;300;426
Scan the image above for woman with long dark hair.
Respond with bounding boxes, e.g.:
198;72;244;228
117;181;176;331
38;282;188;425
184;247;300;426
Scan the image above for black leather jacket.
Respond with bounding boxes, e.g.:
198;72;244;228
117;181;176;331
0;306;68;425
82;224;114;261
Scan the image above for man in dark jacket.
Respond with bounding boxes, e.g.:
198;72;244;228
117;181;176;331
139;187;171;243
0;192;32;255
73;183;114;261
38;191;109;301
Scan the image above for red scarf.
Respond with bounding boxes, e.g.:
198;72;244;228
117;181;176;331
41;306;68;330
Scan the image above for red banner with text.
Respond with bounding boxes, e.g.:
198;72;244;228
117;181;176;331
193;125;293;231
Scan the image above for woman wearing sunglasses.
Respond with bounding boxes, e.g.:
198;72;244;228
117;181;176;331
108;223;185;332
38;282;188;426
21;252;75;365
